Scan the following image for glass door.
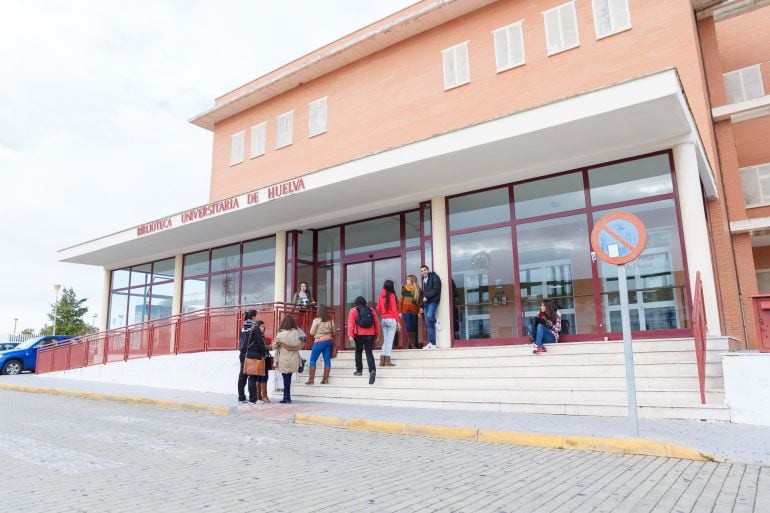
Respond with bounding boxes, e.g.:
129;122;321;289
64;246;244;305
343;257;402;349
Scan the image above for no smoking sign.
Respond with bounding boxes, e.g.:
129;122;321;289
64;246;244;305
590;212;647;265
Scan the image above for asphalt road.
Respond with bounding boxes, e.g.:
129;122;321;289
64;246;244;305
0;390;767;512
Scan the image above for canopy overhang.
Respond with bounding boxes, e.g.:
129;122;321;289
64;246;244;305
61;68;716;269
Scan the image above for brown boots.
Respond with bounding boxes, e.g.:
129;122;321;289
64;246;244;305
306;366;331;384
407;333;420;349
260;382;270;403
305;367;316;385
381;356;395;366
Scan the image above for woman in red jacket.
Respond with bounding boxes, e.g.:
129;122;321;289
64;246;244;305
377;280;399;366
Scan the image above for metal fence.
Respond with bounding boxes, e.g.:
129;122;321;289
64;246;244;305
35;303;330;374
3;332;44;343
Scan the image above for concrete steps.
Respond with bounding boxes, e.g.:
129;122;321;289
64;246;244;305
291;337;730;421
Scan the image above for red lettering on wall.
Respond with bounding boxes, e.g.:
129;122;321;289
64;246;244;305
136;218;173;237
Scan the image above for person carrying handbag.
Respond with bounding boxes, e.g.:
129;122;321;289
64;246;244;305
237;310;269;403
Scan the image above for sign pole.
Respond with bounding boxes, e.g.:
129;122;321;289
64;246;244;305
593;213;646;438
614;253;639;436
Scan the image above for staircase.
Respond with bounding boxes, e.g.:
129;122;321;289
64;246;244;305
292;337;730;422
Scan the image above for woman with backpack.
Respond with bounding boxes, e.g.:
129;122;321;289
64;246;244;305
305;304;336;385
377;280;399;366
237;310;268;403
273;315;303;403
347;296;381;385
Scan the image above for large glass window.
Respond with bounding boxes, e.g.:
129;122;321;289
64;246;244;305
182;236;276;313
317;228;340;261
588;154;673;206
595;200;688;332
514;172;585;219
516;215;595;335
109;257;176;329
448;187;510;231
451;227;516;340
345;215;401;254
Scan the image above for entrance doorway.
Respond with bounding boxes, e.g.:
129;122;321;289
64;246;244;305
343;257;402;349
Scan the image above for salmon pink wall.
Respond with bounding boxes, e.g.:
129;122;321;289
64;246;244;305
715;4;770;95
208;0;717;202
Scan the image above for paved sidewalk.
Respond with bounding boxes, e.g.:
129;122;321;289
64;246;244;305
2;374;769;466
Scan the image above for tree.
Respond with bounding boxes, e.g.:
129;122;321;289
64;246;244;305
19;328;35;336
41;287;94;336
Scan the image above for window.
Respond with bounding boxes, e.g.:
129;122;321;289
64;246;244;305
723;65;765;104
442;42;470;90
308;97;327;137
250;122;266;158
275;111;293;149
108;258;176;329
229;131;245;166
592;0;631;39
493;21;525;72
740;163;770;207
543;2;579;55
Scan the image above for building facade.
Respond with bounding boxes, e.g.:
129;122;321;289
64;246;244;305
61;0;770;351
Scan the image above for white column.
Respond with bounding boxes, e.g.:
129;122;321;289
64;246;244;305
171;254;184;316
430;196;452;348
100;270;111;331
673;142;722;335
274;231;287;303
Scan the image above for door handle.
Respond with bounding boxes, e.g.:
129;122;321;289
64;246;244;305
591;251;597;263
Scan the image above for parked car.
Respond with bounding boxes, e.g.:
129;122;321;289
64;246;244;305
0;336;73;375
0;342;19;351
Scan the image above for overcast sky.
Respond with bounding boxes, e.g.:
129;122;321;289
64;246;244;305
0;0;416;336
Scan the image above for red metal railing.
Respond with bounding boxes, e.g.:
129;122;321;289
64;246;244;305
36;303;329;375
692;271;707;404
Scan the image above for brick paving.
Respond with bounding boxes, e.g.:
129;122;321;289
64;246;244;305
1;390;768;512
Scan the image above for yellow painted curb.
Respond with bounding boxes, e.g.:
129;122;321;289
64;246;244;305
405;423;478;441
0;383;231;416
346;418;407;435
294;413;714;461
478;430;565;448
294;414;347;428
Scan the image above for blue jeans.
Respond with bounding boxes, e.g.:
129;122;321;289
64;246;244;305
424;301;438;345
529;323;556;348
309;339;333;368
402;312;418;333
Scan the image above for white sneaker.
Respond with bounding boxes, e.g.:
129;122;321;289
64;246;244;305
423;344;436;350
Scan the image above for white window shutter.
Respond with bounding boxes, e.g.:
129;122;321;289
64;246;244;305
456;43;469;85
593;0;612;36
544;9;562;53
250;122;266;158
509;23;525;66
275;111;293;149
760;164;770;204
493;28;510;71
724;71;743;104
561;4;579;49
229;131;245;166
741;66;765;100
741;166;761;206
308;97;327;137
442;43;469;90
442;47;456;89
609;0;630;30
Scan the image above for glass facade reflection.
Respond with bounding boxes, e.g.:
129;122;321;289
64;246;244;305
447;151;686;344
108;257;175;329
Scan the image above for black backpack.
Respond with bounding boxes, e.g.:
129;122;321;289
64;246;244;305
355;305;374;328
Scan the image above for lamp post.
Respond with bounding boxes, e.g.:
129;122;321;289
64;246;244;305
92;314;98;332
13;318;18;337
53;284;62;336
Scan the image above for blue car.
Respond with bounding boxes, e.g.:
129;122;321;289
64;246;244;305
0;336;73;375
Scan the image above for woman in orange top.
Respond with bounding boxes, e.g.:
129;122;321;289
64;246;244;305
399;274;422;349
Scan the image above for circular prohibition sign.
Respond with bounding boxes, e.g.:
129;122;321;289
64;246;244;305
590;212;647;265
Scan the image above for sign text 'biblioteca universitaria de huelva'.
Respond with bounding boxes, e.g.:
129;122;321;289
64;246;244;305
135;178;306;237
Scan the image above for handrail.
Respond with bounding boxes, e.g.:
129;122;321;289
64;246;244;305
36;302;332;375
692;271;707;404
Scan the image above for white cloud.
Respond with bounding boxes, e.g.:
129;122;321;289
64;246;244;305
0;0;416;334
